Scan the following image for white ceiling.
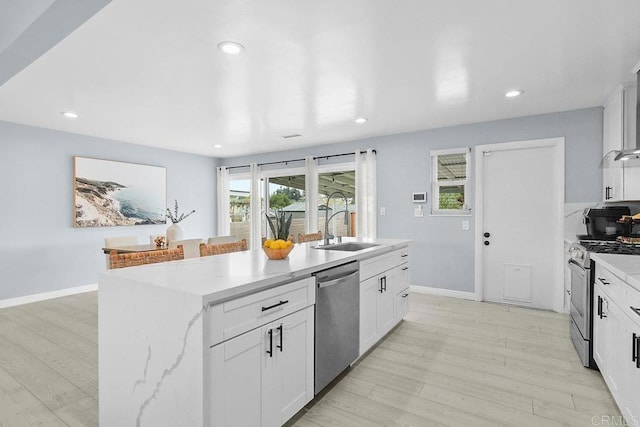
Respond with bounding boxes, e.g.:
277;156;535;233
1;0;640;158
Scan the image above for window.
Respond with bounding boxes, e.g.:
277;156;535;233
431;148;470;215
317;165;356;238
229;176;252;246
261;168;307;240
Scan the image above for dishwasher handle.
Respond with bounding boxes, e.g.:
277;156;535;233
317;270;359;289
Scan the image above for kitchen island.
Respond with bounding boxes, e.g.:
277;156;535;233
99;238;410;427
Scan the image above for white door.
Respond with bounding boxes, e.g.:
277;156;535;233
476;138;564;311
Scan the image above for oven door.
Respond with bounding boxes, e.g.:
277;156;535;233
569;259;590;338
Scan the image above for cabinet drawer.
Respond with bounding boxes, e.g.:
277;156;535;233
360;252;395;281
360;247;410;281
395;264;410;294
626;285;640;328
394;247;409;265
208;277;315;346
395;288;410;321
595;264;625;304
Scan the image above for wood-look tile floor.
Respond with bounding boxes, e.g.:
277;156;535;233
0;291;621;426
287;293;622;427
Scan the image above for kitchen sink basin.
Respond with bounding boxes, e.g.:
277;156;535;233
313;242;380;252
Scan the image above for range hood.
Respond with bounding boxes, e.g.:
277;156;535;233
602;60;640;167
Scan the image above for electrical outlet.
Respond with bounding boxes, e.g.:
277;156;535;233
414;205;423;217
380;207;386;216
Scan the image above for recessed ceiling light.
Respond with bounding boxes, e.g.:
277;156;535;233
213;144;222;148
505;90;524;98
217;41;244;55
634;149;640;154
355;117;368;124
61;111;78;119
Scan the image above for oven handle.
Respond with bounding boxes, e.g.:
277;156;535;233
568;259;587;273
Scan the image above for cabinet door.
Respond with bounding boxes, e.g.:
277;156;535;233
276;307;314;425
620;315;640;424
603;88;624;202
593;285;608;369
360;275;379;355
377;271;396;338
209;327;266;427
605;300;625;399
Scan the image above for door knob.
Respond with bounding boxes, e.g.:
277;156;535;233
483;232;490;238
484;241;490;246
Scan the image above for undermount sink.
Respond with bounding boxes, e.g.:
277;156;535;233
313;242;380;252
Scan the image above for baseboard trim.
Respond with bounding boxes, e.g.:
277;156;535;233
410;285;476;301
0;284;98;309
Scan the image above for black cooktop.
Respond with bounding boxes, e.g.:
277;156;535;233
579;240;640;255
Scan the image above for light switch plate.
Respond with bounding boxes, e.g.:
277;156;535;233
380;207;386;216
462;220;470;230
414;205;424;217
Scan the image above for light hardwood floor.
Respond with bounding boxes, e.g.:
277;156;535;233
0;292;621;426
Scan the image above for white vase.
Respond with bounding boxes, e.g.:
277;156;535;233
166;223;184;244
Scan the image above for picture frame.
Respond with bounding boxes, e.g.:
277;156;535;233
73;156;167;227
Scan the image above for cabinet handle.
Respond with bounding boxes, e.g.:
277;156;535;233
605;186;611;200
630;306;640;318
382;276;387;292
277;324;283;352
633;333;640;368
597;296;607;319
401;293;409;298
266;329;273;357
401;254;408;258
262;300;289;312
402;267;409;271
597;277;610;286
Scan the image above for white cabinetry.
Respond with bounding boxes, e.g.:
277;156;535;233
359;247;410;356
593;263;640;426
208;277;314;427
602;83;639;202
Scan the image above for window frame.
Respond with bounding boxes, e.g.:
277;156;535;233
430;147;471;216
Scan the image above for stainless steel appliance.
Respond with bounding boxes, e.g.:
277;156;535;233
313;261;359;394
581;206;630;240
568;242;596;369
569;238;640;368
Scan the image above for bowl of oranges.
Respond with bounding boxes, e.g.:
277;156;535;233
263;238;294;260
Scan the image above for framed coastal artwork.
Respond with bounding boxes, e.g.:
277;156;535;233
73;157;167;227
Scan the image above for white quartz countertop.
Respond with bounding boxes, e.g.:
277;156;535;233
99;238;410;305
590;253;640;291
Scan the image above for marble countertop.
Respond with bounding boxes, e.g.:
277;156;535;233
590;252;640;291
99;238;410;305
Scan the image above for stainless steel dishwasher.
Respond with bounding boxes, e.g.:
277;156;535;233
313;261;360;394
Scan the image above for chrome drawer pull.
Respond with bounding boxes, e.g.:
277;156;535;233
401;254;408;258
598;277;610;286
630;306;640;318
402;267;409;271
261;300;289;312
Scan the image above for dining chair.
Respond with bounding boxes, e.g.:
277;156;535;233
168;238;203;259
297;231;323;243
109;245;184;269
207;235;239;245
199;239;247;257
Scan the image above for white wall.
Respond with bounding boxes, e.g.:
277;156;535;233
223;107;603;293
0;121;218;300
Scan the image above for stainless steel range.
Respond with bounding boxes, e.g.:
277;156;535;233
569;238;640;369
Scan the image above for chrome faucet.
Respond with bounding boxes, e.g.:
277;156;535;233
323;191;349;245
